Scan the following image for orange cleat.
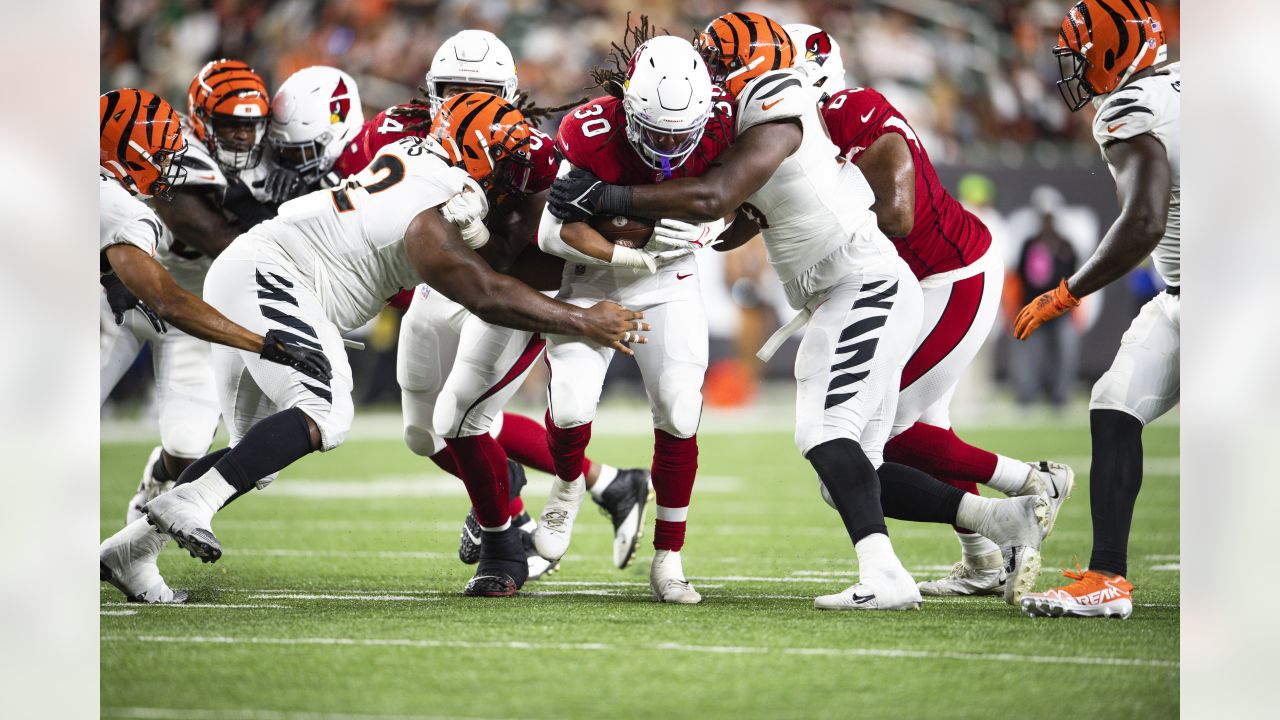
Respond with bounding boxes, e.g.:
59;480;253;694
1021;566;1134;619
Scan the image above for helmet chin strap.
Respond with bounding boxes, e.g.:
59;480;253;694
725;56;765;87
660;156;673;179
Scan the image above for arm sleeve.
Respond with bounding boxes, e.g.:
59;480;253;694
1092;83;1160;147
735;69;809;134
536;160;615;267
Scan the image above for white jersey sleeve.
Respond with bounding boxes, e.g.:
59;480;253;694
1092;63;1181;286
100;175;163;274
174;120;228;192
735;69;809;135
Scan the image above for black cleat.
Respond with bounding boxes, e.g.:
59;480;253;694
506;458;527;500
595;468;652;569
458;508;482;565
463;526;528;597
463;573;519;597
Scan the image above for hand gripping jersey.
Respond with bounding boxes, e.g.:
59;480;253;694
250;135;469;334
337;105;559;192
555;90;735;186
100;174;165;275
1092;63;1180;287
822;87;992;282
732;69;896;309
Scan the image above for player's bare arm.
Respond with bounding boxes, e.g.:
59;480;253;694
149;189;241;259
711;207;760;253
550;121;802;223
1067;133;1172;298
404;206;650;355
853;133;916;238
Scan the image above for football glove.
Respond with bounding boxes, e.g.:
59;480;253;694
1014;278;1080;340
101;273;166;333
260;329;334;382
264;167;308;205
649;217;727;253
548;167;633;221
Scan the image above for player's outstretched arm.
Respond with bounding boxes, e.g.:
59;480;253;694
406;207;650;355
548;121;801;224
853;133;916;238
1067;133;1172;299
150;189;241;259
104;244;333;381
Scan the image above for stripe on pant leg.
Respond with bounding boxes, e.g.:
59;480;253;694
853;281;898;310
255;270;298;307
301;382;333;403
456;334;546;435
900;272;984;390
260;305;318;339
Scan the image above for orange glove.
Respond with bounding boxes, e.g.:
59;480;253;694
1014;278;1080;340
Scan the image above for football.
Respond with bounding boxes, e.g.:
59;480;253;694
589;215;655;249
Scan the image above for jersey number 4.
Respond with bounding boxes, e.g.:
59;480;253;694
330;154;406;212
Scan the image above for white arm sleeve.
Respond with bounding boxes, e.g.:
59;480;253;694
537;159;615;266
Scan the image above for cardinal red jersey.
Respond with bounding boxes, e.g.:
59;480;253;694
555;90;735;186
334;105;558;193
821;88;991;280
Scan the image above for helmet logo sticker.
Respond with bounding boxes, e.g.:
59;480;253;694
330;79;351;124
805;32;832;65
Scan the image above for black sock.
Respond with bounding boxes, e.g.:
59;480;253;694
1088;409;1144;577
152;452;178;484
507;458;527;501
806;438;887;544
214;408;317;495
877;462;966;524
478;526;529;588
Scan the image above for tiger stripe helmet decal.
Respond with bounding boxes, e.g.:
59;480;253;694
100;88;188;200
187;58;271;170
1054;0;1167;110
430;92;536;204
696;11;796;99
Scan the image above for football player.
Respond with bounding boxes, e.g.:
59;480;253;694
98;88;330;603
789;24;1076;598
1018;1;1177;620
105;60;277;527
266;65;366;199
98;98;648;602
549;11;1054;610
330;31;652;579
533;34;736;604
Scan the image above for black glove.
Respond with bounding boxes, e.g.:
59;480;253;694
260;329;333;383
100;273;166;333
548;167;633;221
264;167;308;205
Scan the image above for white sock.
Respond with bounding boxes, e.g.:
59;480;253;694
189;470;237;514
589;464;619;501
517;515;537;533
955;493;999;535
955;531;1001;564
120;515;171;553
854;533;899;570
552;475;585;499
481;519;512;532
986;455;1032;495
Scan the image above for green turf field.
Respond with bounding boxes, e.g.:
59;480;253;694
100;413;1179;719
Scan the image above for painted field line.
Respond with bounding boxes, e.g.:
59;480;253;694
214;587;442;596
101;610;137;616
101;634;1178;669
1150;563;1180;571
102;707;516;720
249;593;439;602
232;549;450;560
101;602;290;610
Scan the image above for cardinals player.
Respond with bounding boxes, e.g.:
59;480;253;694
1018;1;1177;620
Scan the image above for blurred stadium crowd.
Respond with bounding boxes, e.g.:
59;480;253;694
100;0;1179;414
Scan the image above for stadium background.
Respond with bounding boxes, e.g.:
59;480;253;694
100;0;1181;417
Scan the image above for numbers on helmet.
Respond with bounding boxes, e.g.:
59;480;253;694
378;115;405;134
330;154;407;213
581;119;611;137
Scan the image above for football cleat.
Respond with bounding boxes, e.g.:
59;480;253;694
815;564;921;611
464;526;528;597
125;446;176;526
1021;567;1134;619
142;484;223;563
458;460;529;565
533;477;586;561
594;468;651;569
520;525;559;581
970;495;1051;605
1010;461;1075;539
917;556;1007;597
650;549;702;604
100;518;187;603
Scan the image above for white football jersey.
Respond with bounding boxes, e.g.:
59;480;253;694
1092;62;1180;287
100;174;166;275
251;135;469;333
735;68;897;309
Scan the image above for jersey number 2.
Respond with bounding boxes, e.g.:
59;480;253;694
331;154;406;212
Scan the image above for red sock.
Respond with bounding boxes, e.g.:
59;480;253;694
444;434;510;528
510;496;525;518
652;430;698;551
429;448;460;477
545;410;591;482
497;412;556;475
884;423;998;485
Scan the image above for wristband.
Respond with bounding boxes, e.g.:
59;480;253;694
599;184;634;216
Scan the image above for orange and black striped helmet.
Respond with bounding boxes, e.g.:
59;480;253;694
100;88;188;200
1054;0;1167;111
187;59;271;170
695;12;796;99
430;92;536;204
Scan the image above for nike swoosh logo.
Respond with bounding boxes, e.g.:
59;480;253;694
676;273;693;280
860;110;874;123
1107;122;1127;133
1049;482;1060;500
851;593;876;604
762;98;784;111
463;528;481;545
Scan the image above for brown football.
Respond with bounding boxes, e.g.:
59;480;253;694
589;215;655;249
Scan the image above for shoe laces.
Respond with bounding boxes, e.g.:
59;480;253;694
542;509;569;530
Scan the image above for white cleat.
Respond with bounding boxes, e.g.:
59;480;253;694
815;564;922;611
519;526;559;581
143;484;223;563
100;518;186;603
1011;461;1075;539
125;446;176;526
533;478;585;561
917;556;1007;597
972;495;1051;605
650;549;701;604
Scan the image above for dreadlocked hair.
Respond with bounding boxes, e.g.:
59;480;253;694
513;90;586;126
587;13;664;100
388;87;436;133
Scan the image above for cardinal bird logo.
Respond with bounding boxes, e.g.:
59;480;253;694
329;78;351;124
805;32;833;65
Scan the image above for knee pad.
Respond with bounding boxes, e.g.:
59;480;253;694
547;379;597;429
818;476;837;509
655;388;703;439
160;425;215;461
403;423;445;457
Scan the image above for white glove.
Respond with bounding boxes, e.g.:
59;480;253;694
648;217;728;253
442;177;490;249
610;245;659;273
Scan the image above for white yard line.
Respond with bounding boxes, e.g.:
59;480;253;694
101;610;137;616
232;549;451;560
248;594;438;602
102;707;516;720
101;602;291;610
100;634;1178;669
